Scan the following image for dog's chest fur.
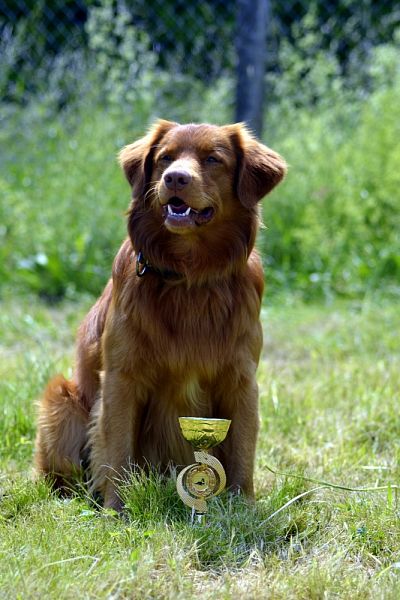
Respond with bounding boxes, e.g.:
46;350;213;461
111;272;259;380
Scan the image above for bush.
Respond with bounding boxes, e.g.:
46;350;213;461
260;25;400;299
1;6;399;301
0;111;130;299
0;0;233;300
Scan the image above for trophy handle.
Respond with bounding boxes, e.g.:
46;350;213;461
177;465;208;514
194;451;226;496
176;451;227;515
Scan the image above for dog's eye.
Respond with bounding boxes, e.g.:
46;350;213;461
160;155;173;162
205;156;220;164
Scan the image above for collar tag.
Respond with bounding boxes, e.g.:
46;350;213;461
136;251;148;277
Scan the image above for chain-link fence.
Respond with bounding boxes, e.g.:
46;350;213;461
1;0;400;130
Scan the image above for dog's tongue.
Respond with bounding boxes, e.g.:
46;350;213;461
164;198;214;226
172;202;189;214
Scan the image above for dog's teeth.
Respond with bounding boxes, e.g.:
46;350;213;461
167;204;191;217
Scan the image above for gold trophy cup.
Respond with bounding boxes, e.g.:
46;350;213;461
177;417;231;523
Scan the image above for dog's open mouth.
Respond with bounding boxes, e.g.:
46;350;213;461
162;197;214;228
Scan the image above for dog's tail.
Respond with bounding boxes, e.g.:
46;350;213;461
35;375;89;489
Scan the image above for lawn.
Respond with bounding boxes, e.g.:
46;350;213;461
1;294;399;598
1;3;400;596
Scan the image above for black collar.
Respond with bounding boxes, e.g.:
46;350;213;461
136;251;184;280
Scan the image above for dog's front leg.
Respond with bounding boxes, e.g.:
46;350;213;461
90;369;145;511
215;374;259;499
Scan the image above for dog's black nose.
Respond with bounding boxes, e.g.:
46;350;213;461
163;169;192;191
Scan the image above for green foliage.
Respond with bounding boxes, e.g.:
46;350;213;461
84;0;235;123
0;0;234;300
261;23;400;299
85;0;157;111
1;6;399;300
0;111;130;299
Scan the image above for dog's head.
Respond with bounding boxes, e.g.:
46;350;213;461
119;120;286;281
119;119;286;235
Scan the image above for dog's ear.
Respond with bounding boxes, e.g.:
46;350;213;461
119;119;178;199
223;123;287;209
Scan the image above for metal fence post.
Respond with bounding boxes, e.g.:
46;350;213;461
235;0;270;138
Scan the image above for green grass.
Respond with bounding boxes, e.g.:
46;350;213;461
2;6;400;596
1;295;400;598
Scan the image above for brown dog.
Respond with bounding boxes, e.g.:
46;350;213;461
35;120;286;510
